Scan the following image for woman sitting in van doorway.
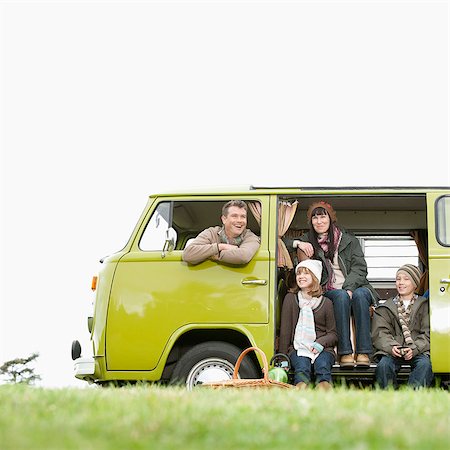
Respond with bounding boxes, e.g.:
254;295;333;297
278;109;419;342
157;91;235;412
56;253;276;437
182;200;260;265
284;201;378;367
372;264;433;389
278;260;338;390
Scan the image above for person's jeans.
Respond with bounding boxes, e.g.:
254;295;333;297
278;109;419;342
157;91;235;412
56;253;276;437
325;287;373;355
289;350;335;385
375;354;433;389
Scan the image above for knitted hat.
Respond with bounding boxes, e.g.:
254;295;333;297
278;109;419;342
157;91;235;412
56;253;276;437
307;201;337;223
295;259;323;283
397;264;421;288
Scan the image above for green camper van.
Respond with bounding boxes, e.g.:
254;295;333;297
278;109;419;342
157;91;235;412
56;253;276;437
72;186;450;388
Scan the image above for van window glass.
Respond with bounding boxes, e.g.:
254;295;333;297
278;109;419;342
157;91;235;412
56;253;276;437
359;236;419;281
139;200;261;251
436;196;450;246
139;202;171;251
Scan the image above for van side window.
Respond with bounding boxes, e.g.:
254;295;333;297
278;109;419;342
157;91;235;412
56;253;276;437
139;202;172;251
174;200;261;248
139;200;261;251
359;236;419;280
436;195;450;246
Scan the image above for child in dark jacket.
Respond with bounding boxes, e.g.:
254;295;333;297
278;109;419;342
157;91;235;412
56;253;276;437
278;259;338;390
372;264;433;389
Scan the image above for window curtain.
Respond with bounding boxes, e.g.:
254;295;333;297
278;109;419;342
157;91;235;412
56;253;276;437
248;202;261;225
410;230;428;295
249;200;298;269
278;201;298;269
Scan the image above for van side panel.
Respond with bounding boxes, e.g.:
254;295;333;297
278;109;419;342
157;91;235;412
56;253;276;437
427;193;450;373
105;251;270;370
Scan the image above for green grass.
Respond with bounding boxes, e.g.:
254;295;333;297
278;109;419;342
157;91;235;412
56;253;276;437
0;384;449;450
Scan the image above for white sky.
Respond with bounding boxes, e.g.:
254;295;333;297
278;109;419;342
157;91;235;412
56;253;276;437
1;0;449;388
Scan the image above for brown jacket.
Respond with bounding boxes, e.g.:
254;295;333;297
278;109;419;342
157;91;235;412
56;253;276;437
182;226;260;265
278;292;338;357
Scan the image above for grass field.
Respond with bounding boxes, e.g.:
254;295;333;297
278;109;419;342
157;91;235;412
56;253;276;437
1;384;449;449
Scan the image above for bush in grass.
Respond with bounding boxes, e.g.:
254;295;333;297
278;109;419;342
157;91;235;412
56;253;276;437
0;352;41;385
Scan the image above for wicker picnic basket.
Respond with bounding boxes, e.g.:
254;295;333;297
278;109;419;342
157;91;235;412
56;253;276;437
202;346;293;389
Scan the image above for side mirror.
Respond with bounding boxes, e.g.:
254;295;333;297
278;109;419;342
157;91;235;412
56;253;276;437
162;227;177;258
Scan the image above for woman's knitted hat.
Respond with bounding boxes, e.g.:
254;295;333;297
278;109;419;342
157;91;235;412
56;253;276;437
307;201;337;223
397;264;421;288
295;259;323;283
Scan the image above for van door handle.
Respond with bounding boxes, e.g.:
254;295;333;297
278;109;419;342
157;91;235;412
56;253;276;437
440;279;450;283
241;279;267;286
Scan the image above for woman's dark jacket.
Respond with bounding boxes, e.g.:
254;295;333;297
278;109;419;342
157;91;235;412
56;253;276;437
284;228;378;304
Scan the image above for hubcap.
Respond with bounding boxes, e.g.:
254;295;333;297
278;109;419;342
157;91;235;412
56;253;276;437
186;358;235;390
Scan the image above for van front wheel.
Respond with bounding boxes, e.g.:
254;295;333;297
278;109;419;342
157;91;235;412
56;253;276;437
170;342;259;390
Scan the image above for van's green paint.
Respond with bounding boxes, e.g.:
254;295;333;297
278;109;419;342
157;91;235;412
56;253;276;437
80;187;450;384
427;192;450;373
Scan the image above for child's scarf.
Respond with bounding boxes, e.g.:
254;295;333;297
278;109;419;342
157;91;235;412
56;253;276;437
396;294;417;346
293;292;324;362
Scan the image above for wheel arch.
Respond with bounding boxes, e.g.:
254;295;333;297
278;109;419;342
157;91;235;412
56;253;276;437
161;328;261;381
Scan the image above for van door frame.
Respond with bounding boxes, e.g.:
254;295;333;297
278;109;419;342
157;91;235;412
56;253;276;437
427;192;450;374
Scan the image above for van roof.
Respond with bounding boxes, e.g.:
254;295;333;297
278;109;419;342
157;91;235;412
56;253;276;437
151;185;450;197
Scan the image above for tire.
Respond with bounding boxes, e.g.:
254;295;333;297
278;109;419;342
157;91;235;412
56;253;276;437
170;341;260;390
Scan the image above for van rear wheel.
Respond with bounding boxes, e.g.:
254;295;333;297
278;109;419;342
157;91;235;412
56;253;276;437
170;341;259;390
